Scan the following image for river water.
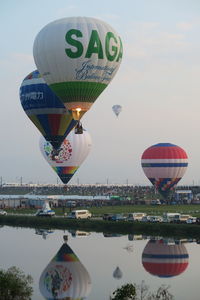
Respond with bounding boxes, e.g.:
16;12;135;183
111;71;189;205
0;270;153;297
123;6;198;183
0;226;199;300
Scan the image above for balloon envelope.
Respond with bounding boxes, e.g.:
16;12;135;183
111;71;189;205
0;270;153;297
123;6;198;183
141;143;188;198
20;70;77;150
142;239;189;278
40;129;92;184
39;241;92;299
112;105;122;117
33;17;123;120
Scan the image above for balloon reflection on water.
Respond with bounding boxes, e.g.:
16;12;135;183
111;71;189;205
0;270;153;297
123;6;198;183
35;229;54;240
112;105;122;117
39;237;91;299
142;239;189;278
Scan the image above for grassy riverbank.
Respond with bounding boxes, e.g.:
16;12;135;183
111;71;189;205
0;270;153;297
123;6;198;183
6;204;200;217
1;214;200;239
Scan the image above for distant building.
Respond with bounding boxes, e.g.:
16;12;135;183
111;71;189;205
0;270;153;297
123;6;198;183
0;194;111;208
174;190;193;204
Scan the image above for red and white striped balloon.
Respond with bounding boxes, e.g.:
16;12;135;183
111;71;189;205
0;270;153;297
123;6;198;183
141;143;188;198
142;239;189;278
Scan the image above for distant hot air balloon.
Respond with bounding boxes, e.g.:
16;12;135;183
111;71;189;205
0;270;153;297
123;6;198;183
112;105;122;117
142;239;189;278
39;237;92;299
113;266;123;279
20;70;77;152
141;143;188;199
33;17;123;123
40;129;92;184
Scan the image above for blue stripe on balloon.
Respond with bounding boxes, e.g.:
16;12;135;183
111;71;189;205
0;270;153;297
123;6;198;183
152;143;177;147
37;115;51;136
141;163;188;167
20;83;64;110
143;254;188;259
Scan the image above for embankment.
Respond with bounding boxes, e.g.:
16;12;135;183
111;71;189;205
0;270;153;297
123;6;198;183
1;215;200;239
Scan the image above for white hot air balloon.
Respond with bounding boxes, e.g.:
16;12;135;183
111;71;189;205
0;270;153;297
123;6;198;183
39;238;92;299
33;17;123;121
39;129;92;184
112;105;122;117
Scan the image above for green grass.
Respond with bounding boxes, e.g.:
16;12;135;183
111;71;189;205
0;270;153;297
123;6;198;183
87;204;200;216
6;204;200;217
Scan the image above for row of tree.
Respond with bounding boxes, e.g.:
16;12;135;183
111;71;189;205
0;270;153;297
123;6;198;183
0;266;174;300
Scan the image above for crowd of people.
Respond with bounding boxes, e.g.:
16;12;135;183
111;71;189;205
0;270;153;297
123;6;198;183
0;183;154;196
0;183;197;204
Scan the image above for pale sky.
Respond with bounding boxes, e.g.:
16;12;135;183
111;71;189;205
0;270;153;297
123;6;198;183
1;0;200;185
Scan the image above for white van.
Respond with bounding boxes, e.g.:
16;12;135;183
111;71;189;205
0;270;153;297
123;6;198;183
127;212;147;221
163;213;183;223
67;209;92;219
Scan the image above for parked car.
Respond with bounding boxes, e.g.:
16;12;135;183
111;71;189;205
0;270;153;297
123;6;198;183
141;216;151;222
35;209;55;217
148;215;163;223
35;202;55;217
186;217;197;224
102;213;113;221
151;199;161;205
111;214;126;221
0;210;7;216
196;218;200;225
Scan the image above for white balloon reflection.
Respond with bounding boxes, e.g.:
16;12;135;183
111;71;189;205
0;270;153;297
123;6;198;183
39;236;92;299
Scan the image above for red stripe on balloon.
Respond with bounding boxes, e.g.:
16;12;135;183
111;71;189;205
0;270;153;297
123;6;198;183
48;114;61;135
143;262;189;276
142;146;187;159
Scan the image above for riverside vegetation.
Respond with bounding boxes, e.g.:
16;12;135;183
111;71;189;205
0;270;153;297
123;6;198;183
5;204;200;217
1;204;200;239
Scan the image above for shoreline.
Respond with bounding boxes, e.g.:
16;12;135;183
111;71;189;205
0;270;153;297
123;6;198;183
1;215;200;239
